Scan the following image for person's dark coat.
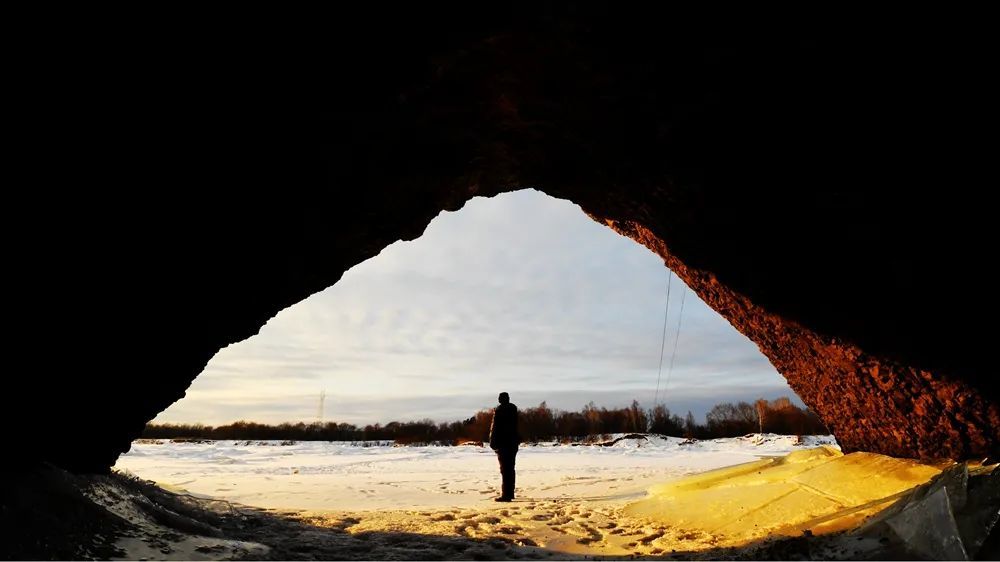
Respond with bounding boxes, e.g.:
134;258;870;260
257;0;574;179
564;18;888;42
489;402;520;450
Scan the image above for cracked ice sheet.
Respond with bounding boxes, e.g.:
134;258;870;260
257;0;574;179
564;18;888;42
624;446;943;545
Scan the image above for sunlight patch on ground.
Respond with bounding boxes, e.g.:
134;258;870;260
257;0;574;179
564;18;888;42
624;447;943;546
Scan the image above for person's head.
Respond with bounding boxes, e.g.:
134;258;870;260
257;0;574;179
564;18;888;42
498;392;510;405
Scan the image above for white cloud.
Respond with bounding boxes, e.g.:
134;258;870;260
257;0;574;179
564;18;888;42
155;190;797;426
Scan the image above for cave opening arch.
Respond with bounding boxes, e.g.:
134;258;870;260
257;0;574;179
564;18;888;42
150;189;807;435
64;180;997;476
29;17;999;473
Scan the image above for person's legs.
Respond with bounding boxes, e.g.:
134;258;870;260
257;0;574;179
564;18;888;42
498;448;517;500
508;448;517;499
495;449;510;500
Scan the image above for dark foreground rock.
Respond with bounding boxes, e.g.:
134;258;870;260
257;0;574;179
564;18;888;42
2;463;996;560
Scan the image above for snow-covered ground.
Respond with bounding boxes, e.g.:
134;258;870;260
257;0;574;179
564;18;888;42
107;434;958;559
115;434;838;512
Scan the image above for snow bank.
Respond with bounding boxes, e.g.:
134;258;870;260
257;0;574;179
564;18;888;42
114;434;839;511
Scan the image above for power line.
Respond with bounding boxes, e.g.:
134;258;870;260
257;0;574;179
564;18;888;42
662;287;687;394
653;270;673;406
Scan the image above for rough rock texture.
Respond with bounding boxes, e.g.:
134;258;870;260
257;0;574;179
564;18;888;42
608;220;998;459
13;9;997;471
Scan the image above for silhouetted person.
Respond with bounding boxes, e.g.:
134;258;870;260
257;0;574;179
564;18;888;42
488;392;520;502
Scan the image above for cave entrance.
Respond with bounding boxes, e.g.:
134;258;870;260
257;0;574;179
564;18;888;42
143;189;803;436
115;189;823;515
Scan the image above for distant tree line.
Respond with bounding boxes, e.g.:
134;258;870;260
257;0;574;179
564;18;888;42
142;396;827;444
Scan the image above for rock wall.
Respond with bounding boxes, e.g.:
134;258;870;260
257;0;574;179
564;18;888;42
13;9;997;471
605;220;998;459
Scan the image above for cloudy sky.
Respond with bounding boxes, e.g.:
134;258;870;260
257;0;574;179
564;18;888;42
155;189;802;426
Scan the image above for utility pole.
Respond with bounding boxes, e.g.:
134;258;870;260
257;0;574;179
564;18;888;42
756;399;766;435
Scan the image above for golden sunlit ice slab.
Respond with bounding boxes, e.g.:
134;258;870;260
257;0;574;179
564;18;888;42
624;446;942;545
